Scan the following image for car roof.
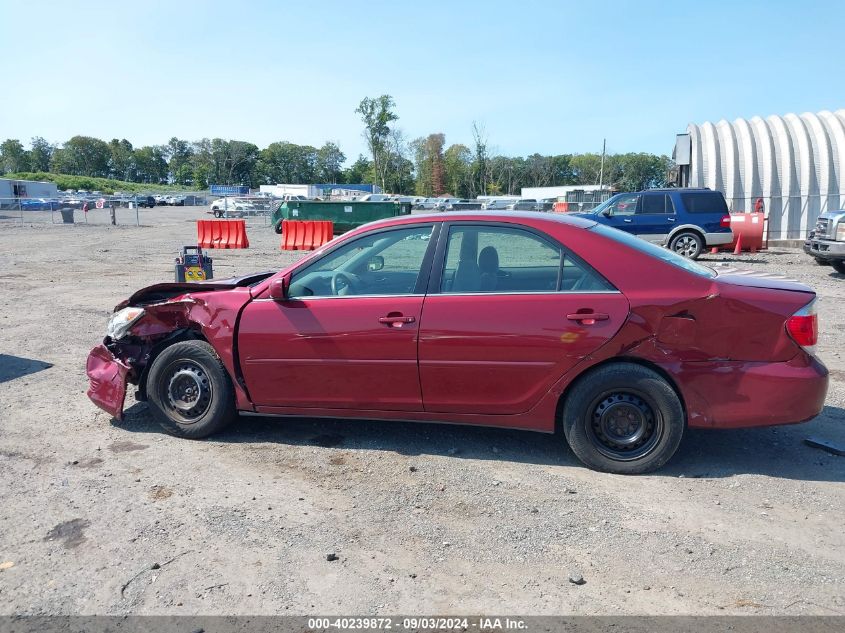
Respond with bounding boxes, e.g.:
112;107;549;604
361;210;598;231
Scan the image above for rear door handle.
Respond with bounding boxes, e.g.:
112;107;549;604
378;314;416;327
567;312;610;325
668;217;676;222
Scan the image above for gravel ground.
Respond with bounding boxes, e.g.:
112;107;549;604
0;206;843;615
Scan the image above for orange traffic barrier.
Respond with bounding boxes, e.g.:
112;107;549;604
552;201;569;213
281;220;333;251
197;219;249;249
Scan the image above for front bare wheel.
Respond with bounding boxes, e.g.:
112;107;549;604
147;340;236;439
563;364;685;474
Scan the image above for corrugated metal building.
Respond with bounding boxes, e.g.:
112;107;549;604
673;109;845;239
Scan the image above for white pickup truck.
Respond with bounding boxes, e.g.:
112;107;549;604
804;210;845;274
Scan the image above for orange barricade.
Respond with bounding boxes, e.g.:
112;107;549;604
710;213;767;254
552;201;569;213
196;219;249;249
281;220;333;251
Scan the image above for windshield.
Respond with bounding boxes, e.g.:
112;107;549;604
590;224;716;278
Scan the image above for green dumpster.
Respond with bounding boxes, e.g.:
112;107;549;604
271;201;412;234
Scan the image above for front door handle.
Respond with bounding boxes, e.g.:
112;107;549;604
567;312;610;325
623;218;633;223
378;314;416;327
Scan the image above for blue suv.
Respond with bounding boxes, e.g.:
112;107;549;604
574;188;733;259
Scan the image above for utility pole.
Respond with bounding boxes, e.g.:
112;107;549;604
598;138;606;189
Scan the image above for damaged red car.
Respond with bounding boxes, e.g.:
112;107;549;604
86;212;828;473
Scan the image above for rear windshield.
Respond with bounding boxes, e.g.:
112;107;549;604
680;191;729;214
590;224;716;278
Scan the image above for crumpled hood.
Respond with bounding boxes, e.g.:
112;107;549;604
116;271;275;310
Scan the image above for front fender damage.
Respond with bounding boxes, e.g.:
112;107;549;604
85;289;254;420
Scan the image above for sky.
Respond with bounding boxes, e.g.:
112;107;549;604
2;0;844;163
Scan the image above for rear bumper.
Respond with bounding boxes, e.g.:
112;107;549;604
704;231;734;246
683;354;829;429
86;344;130;420
805;238;845;260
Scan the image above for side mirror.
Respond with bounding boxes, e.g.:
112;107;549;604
367;255;385;272
601;208;613;217
268;275;290;301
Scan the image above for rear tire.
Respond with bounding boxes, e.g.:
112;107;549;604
669;231;703;259
562;363;685;474
815;257;832;266
146;340;237;439
832;260;845;275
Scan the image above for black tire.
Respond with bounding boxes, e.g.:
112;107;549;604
273;220;283;234
562;363;685;474
832;260;845;275
214;210;224;218
815;257;832;266
669;231;703;259
146;340;237;439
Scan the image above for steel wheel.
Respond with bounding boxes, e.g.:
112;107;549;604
586;390;664;461
161;360;213;424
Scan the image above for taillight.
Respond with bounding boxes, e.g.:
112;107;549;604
720;215;731;228
786;299;818;354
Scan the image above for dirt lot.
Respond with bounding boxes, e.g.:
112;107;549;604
0;206;843;615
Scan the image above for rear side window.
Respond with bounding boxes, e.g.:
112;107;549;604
680;192;729;214
590;224;716;278
639;194;673;214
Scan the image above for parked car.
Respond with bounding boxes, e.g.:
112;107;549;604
803;210;845;274
87;212;827;474
484;199;518;210
573;188;733;259
134;195;156;208
210;197;253;218
154;195;168;205
506;199;538;211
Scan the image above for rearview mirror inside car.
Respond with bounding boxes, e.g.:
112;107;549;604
269;276;290;301
367;255;385;272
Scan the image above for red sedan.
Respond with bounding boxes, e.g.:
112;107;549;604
86;212;828;473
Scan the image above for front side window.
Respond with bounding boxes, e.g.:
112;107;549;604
440;225;613;293
288;225;433;297
608;193;640;215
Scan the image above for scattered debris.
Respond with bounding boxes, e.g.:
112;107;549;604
568;572;586;585
0;561;14;571
326;553;339;562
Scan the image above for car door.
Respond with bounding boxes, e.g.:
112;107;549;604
237;224;437;411
418;223;629;416
601;193;641;232
635;193;674;243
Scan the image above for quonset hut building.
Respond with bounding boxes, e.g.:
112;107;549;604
673;109;845;239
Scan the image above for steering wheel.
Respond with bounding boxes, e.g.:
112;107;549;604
331;271;356;295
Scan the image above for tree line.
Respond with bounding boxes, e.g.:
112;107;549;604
0;95;672;196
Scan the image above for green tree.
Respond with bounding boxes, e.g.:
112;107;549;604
356;95;398;190
167;137;194;185
315;142;346;183
29;137;54;172
50;136;111;177
412;133;446;197
257;142;317;184
443;144;472;198
615;153;671;190
134;146;168;183
343;155;373;184
0;139;31;174
108;139;136;181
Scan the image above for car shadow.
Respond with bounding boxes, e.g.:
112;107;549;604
114;402;845;482
0;354;53;384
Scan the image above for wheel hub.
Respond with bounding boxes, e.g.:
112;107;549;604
166;363;211;419
589;392;660;460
